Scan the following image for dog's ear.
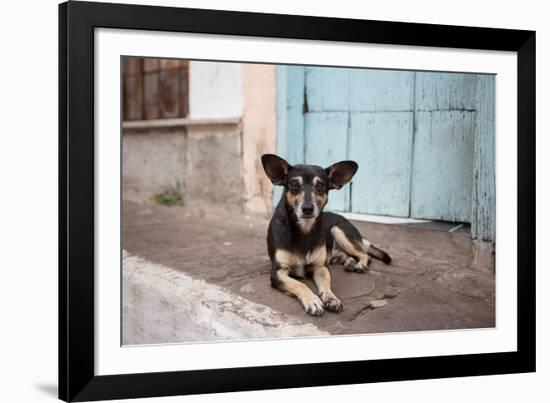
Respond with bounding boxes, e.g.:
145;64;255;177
325;161;358;190
261;154;292;186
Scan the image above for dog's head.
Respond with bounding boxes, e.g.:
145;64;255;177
261;154;358;221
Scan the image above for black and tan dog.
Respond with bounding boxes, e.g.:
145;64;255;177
261;154;391;316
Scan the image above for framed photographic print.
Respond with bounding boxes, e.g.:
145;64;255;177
59;1;536;401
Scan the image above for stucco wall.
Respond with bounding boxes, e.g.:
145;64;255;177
122;61;277;212
241;64;277;213
185;123;243;206
189;61;243;119
187;60;277;213
122;127;186;202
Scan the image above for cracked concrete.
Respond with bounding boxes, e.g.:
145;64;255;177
123;251;327;344
122;200;495;343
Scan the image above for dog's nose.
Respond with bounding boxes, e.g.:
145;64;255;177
302;203;314;216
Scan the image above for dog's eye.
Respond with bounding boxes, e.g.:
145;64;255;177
288;181;301;193
315;183;326;193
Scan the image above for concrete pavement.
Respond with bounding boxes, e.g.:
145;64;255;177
122;200;495;344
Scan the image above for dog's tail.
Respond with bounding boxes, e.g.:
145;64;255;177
362;239;391;264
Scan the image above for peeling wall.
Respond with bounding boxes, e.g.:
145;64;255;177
241;64;277;214
122;61;278;212
189;61;243;119
185;123;243;206
122;127;186;202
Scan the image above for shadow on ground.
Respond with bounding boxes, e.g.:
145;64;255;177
122;200;495;340
34;384;57;398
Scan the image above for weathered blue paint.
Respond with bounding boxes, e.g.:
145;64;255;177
305;66;350;111
411;72;480;223
304;112;350;211
284;66;306;164
275;66;495;241
349;112;414;216
411;111;475;222
349;69;414;112
471;75;496;241
415;72;479;111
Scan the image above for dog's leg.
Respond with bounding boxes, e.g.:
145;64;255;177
312;266;343;312
331;226;372;273
271;267;325;316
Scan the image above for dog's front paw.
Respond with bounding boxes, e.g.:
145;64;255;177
322;295;343;313
302;294;325;316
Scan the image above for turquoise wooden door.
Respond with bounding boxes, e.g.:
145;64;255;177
276;65;493;225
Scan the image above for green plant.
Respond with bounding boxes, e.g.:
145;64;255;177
151;183;183;206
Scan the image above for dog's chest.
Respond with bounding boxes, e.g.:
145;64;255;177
277;246;327;278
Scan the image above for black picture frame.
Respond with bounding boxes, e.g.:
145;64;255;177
59;1;536;401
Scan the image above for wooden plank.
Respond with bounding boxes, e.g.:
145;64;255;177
349;69;414;112
143;58;161;119
122;57;143;121
411;111;476;222
305;67;349;112
160;58;184;69
179;64;189;118
159;67;180;119
123;74;143;121
142;58;159;72
143;70;160;119
284;66;306;164
471;75;496;241
123;57;141;75
415;72;479;111
304;112;349;211
349;112;414;217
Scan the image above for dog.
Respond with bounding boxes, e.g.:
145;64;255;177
261;154;392;316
